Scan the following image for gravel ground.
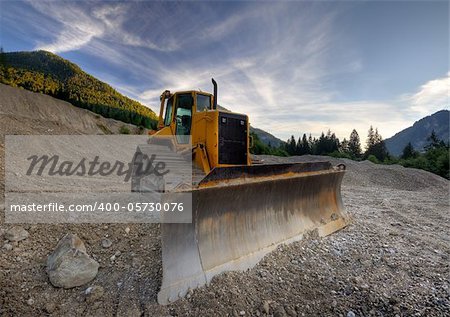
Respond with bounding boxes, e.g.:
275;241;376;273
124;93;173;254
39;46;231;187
1;87;449;316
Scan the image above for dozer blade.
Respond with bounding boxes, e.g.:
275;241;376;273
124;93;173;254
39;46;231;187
158;162;347;304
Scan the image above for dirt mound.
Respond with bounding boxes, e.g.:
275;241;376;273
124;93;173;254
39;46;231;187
258;154;448;191
0;85;449;316
0;84;147;135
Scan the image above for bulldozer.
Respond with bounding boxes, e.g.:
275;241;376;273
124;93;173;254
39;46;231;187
132;79;348;304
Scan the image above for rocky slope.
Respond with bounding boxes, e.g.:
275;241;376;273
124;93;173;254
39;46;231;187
0;83;147;135
385;110;449;156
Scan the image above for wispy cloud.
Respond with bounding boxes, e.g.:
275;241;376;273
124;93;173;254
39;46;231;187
130;4;364;140
405;72;450;115
31;1;106;53
31;1;177;53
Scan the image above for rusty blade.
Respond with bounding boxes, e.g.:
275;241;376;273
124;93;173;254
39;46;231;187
158;163;347;304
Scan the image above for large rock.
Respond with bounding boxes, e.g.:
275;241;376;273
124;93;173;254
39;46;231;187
47;233;99;288
5;226;29;242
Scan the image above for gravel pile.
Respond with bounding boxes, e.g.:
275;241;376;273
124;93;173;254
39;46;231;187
1;153;448;316
0;87;449;316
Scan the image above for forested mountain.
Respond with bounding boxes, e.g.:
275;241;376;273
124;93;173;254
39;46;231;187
385;110;449;156
0;50;158;128
250;127;283;147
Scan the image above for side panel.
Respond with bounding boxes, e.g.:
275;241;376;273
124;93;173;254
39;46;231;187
205;111;219;168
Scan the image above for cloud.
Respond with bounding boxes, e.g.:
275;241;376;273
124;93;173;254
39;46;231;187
118;3;372;140
30;1;177;53
30;1;106;53
405;72;450;115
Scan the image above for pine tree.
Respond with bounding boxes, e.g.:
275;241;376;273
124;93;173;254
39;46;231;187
401;142;417;159
316;132;326;154
330;132;339;153
296;136;303;155
286;135;297;155
348;129;362;159
366;126;376;150
302;133;310;154
340;138;349;154
425;130;445;150
365;127;389;161
374;128;382;144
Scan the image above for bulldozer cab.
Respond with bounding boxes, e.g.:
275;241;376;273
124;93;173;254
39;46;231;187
156;83;251;173
160;90;213;124
159;91;213;138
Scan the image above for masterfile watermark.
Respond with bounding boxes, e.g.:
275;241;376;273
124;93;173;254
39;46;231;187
5;135;192;224
26;154;169;182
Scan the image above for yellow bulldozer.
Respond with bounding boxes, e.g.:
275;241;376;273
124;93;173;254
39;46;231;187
132;79;348;304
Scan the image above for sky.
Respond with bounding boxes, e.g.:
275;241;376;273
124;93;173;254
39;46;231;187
1;0;448;142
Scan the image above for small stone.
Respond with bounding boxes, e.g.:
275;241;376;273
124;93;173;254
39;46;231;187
124;227;130;234
262;301;270;314
361;284;369;289
132;257;142;268
274;306;287;317
101;238;112;248
285;306;297;316
5;226;29;242
115;250;121;257
26;298;34;306
85;285;105;303
239;311;246;316
347;311;356;317
3;243;13;251
45;303;56;313
110;255;116;262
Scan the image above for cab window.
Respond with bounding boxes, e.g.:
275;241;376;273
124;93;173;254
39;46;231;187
175;93;193;144
164;97;173;126
196;94;211;112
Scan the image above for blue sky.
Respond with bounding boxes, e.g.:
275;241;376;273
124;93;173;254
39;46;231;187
1;1;448;142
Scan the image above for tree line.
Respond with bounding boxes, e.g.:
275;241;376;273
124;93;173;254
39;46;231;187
251;126;449;180
282;126;389;162
398;131;449;179
0;50;158;129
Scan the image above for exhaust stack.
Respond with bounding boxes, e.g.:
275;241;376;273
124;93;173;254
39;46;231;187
212;78;217;110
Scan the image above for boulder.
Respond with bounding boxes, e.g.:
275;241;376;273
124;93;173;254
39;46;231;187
47;233;99;288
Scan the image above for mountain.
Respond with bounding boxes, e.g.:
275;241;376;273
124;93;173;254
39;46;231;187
385;110;449;156
0;50;158;128
250;127;283;148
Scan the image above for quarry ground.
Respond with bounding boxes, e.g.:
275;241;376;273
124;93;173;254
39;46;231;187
0;85;449;316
